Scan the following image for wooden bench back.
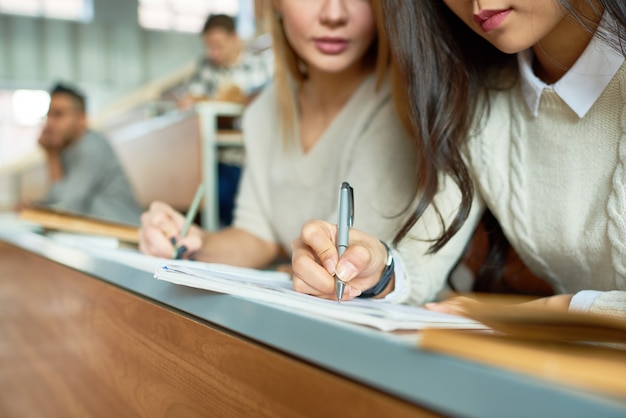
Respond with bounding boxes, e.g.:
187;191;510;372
108;111;202;212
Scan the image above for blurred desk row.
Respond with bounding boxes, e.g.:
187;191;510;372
1;223;625;417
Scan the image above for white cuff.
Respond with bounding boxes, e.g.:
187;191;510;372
378;247;409;303
569;290;602;313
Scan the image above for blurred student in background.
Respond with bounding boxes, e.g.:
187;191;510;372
139;0;416;283
179;13;274;108
34;83;141;225
178;13;274;226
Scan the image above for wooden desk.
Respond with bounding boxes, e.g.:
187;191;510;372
109;111;204;212
1;227;625;418
0;242;428;417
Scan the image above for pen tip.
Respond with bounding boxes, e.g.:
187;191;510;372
335;279;345;303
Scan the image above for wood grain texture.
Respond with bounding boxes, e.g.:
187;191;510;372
19;207;139;242
420;329;626;399
0;242;439;418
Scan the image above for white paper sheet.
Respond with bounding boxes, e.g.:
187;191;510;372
155;263;488;332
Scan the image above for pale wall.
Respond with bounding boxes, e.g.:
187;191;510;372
0;0;202;113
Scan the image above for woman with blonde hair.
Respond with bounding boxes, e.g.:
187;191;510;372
139;0;416;282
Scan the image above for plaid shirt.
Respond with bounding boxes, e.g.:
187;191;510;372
187;49;274;98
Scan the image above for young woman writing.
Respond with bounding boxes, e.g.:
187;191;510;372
139;0;416;280
291;0;626;319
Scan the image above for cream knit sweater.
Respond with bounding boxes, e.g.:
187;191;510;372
398;64;626;319
234;74;417;255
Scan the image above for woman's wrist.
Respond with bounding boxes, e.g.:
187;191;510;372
358;241;395;299
569;291;600;313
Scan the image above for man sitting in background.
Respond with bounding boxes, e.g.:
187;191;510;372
179;13;273;108
36;83;142;225
179;14;273;226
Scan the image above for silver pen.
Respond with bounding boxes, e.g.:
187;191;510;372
335;182;354;303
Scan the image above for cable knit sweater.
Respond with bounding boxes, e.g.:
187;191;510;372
397;63;626;320
469;62;626;317
589;291;626;321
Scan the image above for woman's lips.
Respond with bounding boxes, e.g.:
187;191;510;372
473;9;512;32
313;37;349;54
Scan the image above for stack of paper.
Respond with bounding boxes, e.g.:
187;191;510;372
154;263;487;332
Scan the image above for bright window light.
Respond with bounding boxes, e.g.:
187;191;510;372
43;0;85;20
172;15;205;34
138;0;240;34
12;90;50;126
0;0;39;16
0;0;93;22
138;5;171;31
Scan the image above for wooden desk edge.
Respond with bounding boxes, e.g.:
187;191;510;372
1;231;625;418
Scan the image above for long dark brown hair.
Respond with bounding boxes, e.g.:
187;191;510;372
384;0;515;251
384;0;626;252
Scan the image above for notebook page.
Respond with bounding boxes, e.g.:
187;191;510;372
156;263;487;332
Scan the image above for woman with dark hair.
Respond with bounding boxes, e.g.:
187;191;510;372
292;0;626;319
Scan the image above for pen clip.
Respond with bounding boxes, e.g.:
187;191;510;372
348;184;354;228
341;181;354;228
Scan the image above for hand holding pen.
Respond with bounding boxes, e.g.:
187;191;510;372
291;182;393;301
138;184;205;259
291;219;391;301
171;184;206;259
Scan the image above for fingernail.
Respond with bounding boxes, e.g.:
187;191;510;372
174;245;187;260
336;262;357;282
324;260;336;275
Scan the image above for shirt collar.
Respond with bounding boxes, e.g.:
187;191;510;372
518;20;624;118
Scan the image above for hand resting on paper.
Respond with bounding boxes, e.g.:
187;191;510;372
139;201;280;267
424;294;575;317
291;219;393;301
139;201;203;259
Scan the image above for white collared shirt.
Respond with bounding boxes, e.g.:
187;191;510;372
518;22;624;118
516;18;624;313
